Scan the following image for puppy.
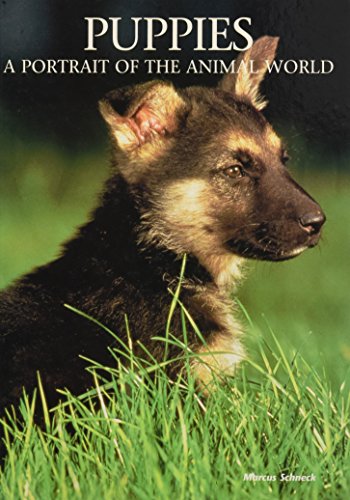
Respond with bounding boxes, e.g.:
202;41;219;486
0;36;325;410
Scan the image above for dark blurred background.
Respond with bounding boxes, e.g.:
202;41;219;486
1;0;349;153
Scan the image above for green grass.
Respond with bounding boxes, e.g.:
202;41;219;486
0;135;349;498
0;307;349;499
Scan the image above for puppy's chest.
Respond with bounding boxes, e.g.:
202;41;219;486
185;284;240;335
183;284;245;386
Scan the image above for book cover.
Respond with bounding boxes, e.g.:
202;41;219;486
0;1;349;498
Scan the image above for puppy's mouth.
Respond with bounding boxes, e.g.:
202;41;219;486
264;245;309;261
226;231;321;262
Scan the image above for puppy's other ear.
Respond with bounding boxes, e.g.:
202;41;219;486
219;36;279;110
99;81;185;156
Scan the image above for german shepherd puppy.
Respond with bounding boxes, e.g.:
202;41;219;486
0;37;325;411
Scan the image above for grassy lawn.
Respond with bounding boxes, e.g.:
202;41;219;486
0;136;349;498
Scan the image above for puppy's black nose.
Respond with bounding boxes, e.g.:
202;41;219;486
299;211;326;234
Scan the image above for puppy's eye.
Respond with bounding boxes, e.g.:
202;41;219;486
222;165;245;179
281;150;290;165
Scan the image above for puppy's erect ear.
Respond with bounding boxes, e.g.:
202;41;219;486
99;81;185;157
219;36;279;110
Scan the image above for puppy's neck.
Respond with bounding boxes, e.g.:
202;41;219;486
195;252;245;291
66;173;244;294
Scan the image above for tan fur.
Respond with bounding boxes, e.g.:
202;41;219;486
198;253;244;290
265;127;282;150
139;179;214;255
139;178;245;287
190;287;245;391
234;60;268;111
226;128;282;159
226;132;266;157
193;334;245;390
219;36;279;111
126;136;176;179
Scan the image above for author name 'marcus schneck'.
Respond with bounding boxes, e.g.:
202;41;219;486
244;472;316;482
